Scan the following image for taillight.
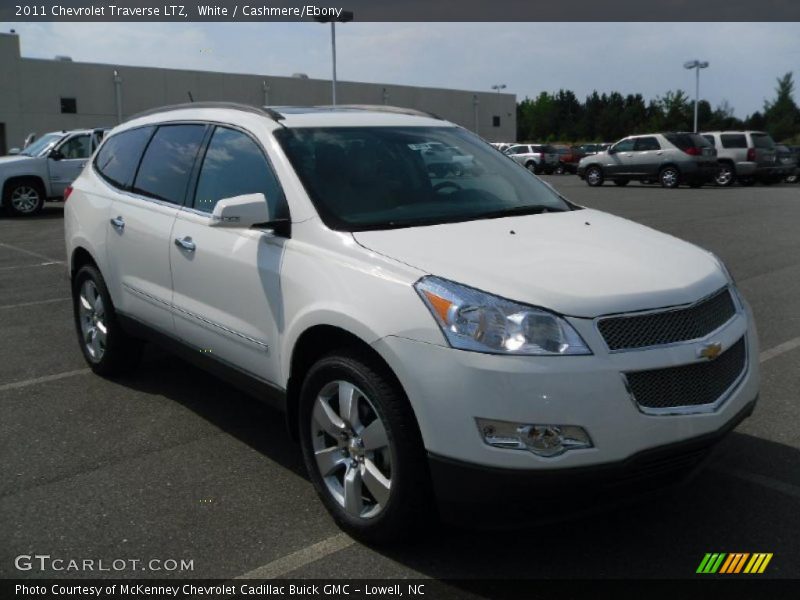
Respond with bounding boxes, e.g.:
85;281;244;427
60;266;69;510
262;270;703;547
683;147;701;156
63;186;73;202
747;148;756;161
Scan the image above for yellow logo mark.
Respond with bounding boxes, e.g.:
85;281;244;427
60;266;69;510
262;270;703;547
698;342;723;360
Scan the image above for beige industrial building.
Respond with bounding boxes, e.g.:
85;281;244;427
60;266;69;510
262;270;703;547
0;31;516;154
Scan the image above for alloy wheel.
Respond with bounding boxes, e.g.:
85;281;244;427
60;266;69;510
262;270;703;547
716;166;734;186
586;167;602;185
78;280;107;362
310;380;393;520
10;185;41;214
661;168;679;188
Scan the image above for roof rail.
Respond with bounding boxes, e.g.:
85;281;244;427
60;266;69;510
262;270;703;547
126;101;283;123
323;104;443;120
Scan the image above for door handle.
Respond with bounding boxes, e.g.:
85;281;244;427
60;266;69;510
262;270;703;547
109;216;125;231
174;236;196;252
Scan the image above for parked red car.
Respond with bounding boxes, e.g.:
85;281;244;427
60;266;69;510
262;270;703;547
552;145;584;174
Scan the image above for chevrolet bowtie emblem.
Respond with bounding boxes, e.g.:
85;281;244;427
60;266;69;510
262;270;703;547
698;342;723;360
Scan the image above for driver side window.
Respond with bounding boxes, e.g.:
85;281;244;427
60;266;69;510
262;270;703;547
613;139;635;152
57;135;91;159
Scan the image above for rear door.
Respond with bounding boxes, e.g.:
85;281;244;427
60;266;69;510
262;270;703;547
169;125;288;383
103;123;207;334
632;136;663;177
48;133;92;197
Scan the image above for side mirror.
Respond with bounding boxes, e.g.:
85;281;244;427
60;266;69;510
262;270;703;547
8;147;20;155
210;193;272;228
607;147;617;155
49;149;64;161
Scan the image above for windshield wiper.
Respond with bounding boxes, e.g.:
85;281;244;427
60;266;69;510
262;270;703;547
470;205;568;220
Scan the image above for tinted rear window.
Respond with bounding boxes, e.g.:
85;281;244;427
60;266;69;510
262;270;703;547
94;127;154;189
665;133;711;150
720;134;747;149
133;125;206;204
751;133;775;149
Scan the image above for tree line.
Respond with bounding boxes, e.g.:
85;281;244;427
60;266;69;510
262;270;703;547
516;72;800;144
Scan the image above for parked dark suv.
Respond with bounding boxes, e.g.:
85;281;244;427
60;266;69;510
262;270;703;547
577;133;718;188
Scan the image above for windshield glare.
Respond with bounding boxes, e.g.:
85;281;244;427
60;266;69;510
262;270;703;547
20;133;64;157
275;126;570;231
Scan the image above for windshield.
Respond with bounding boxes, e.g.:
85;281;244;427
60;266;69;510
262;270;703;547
20;133;64;157
275;126;571;231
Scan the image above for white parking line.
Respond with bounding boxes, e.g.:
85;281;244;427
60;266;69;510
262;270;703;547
0;242;65;265
0;261;61;272
714;467;800;501
0;297;70;310
759;336;800;364
0;368;90;393
234;533;355;579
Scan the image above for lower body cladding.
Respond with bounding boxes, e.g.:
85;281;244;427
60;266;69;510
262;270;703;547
373;315;759;520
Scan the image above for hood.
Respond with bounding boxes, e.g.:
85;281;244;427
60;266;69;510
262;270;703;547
353;209;727;318
0;154;33;166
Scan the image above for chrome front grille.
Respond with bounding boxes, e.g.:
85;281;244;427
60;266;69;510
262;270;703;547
598;288;736;351
625;337;746;412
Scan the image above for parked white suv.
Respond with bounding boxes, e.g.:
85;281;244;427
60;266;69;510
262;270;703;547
1;128;106;216
65;103;759;542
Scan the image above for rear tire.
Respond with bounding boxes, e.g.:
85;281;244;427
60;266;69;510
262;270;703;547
72;265;142;376
4;179;45;217
715;163;736;187
299;350;433;544
585;166;604;187
659;166;680;189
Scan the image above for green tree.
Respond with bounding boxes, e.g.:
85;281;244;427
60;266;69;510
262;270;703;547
763;72;800;141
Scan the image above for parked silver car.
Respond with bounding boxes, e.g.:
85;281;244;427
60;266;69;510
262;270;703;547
700;131;780;187
1;128;107;216
578;132;718;188
504;144;559;174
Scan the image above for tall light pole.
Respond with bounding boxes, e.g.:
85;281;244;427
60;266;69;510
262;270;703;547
683;60;709;133
491;84;507;94
315;11;354;106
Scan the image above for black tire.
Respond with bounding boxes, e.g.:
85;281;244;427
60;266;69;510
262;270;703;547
526;161;541;175
584;165;604;187
299;349;433;544
3;178;45;217
555;163;565;175
659;166;680;189
613;179;629;187
715;163;736;187
72;264;142;376
785;173;798;184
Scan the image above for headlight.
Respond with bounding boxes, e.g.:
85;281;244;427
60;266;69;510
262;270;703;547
414;276;591;356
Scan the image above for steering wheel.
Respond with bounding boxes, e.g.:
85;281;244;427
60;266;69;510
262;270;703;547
433;181;462;194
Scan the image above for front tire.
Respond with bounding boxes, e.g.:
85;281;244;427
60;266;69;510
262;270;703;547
4;179;45;217
659;166;680;189
72;265;142;376
585;165;604;187
299;350;432;543
526;161;541;175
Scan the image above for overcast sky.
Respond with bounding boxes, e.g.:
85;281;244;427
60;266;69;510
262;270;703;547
3;22;799;117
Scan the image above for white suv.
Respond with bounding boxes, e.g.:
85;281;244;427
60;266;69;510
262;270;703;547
65;103;759;542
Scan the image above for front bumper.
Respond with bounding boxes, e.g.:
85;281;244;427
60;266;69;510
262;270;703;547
428;397;756;510
372;303;759;472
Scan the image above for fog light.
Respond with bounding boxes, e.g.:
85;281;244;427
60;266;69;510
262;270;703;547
476;418;592;457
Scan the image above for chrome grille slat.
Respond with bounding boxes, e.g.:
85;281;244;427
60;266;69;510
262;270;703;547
625;337;746;410
598;288;736;351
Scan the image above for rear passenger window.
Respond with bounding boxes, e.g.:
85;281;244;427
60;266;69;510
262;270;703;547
634;137;660;151
133;125;206;205
94;127;154;189
720;134;747;149
193;127;285;217
702;134;715;146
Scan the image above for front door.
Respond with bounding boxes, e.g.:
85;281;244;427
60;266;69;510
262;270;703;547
604;138;636;177
170;125;288;384
48;133;92;197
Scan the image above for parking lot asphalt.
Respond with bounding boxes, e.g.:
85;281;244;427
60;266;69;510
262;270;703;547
1;177;799;583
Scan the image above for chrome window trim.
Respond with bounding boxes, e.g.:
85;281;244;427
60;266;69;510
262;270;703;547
594;285;742;354
620;336;749;416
